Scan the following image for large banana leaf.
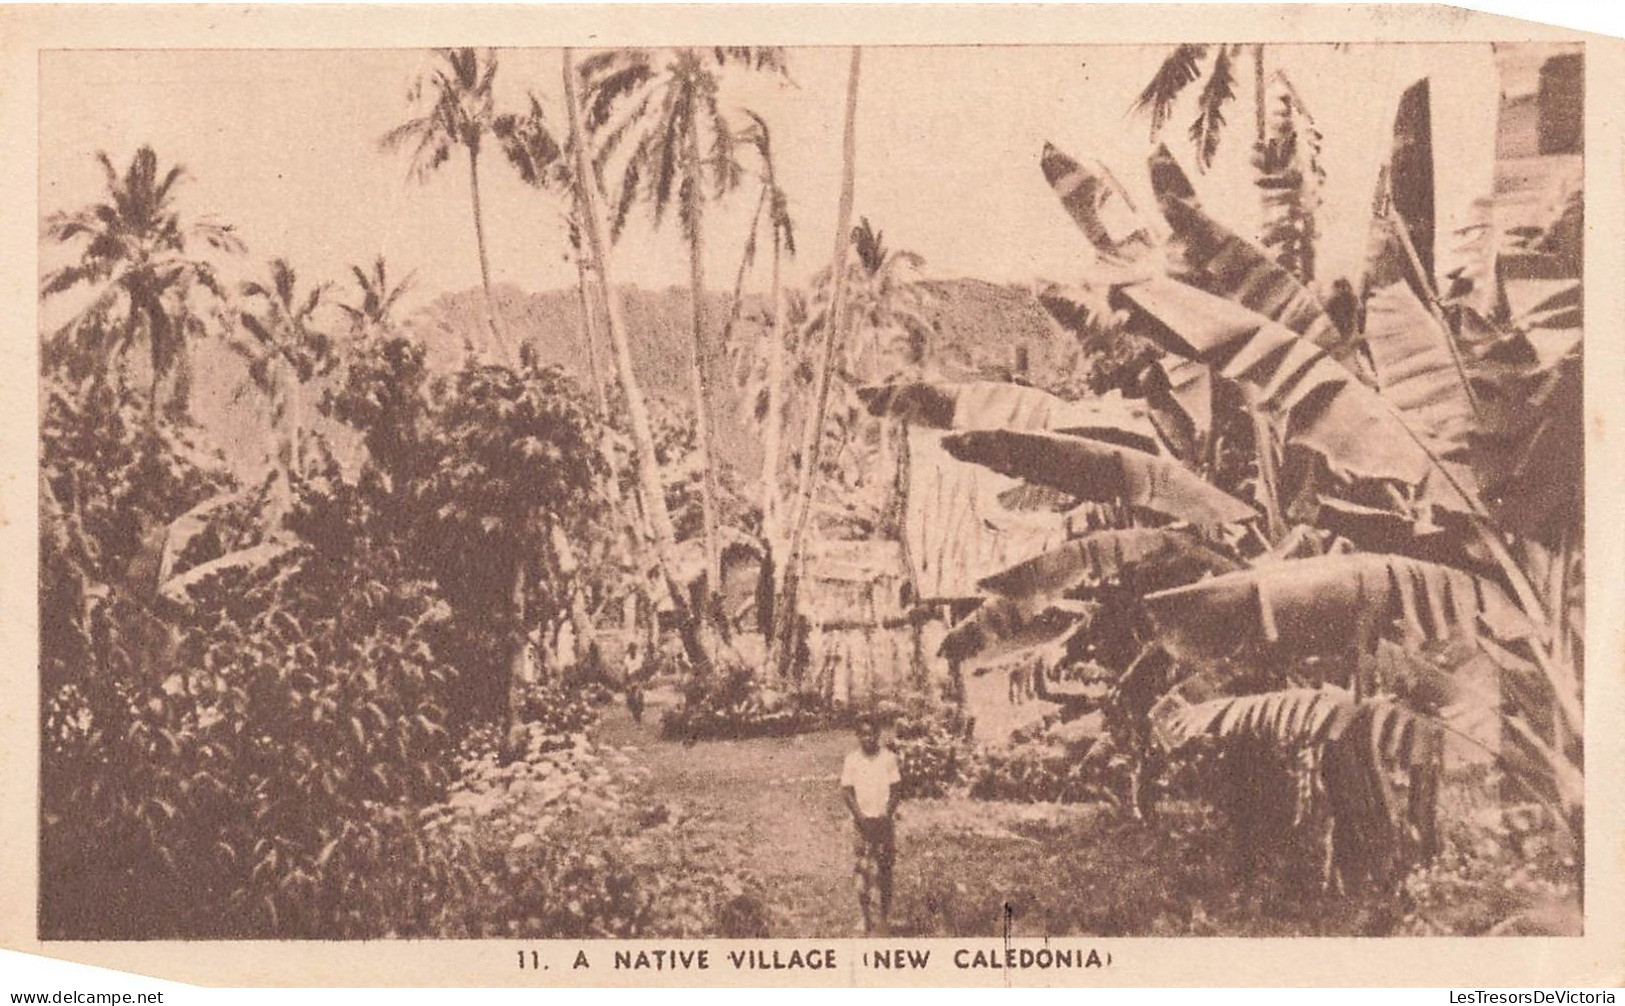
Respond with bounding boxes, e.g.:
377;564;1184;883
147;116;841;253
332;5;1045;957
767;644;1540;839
880;382;1144;599
941;429;1257;526
1039;143;1157;265
157;490;247;585
1362;218;1477;463
857;380;1160;451
1146;145;1356;365
1156;685;1352;753
1142;552;1530;663
1157;685;1445;774
978;527;1240;598
939;595;1093;664
1115;274;1475;513
1146;355;1213;459
1388;78;1436;284
905;427;1071;602
159;542;297;604
941;529;1239;664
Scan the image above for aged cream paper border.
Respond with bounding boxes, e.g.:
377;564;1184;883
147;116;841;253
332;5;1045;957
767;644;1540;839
2;3;1621;988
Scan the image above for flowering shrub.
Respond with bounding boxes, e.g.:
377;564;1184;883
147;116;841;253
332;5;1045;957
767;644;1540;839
511;681;600;747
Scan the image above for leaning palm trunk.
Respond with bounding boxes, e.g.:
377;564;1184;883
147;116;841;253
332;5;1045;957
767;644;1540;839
573;244;609;415
771;46;862;681
684;116;726;635
578;241;669;672
467;146;512;363
1253;44;1267;146
563;48;712;673
759;211;789;638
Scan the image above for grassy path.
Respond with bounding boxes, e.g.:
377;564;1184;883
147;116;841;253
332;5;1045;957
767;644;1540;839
593;686;1184;938
596;687;866;936
590;687;1421;938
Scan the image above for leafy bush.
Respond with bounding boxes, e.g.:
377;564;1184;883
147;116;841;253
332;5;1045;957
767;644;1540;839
511;680;600;746
892;702;973;798
969;733;1120;805
1397;772;1580;936
418;732;767;937
41;539;458;938
660;661;836;741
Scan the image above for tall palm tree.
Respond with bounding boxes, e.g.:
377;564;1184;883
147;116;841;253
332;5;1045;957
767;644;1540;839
337;255;415;339
771;46;863;681
491;94;614;414
729;110;797;632
562;47;714;674
493;93;658;680
380;47;511;362
232;258;334;523
822;218;934;383
41;145;242;427
581;45;789;627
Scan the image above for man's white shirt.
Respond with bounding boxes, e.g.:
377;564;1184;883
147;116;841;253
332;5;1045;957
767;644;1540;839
841;747;901;819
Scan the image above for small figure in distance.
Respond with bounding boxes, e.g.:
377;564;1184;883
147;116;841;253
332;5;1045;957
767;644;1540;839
623;638;646;726
1008;660;1034;705
625;678;645;726
841;714;902;935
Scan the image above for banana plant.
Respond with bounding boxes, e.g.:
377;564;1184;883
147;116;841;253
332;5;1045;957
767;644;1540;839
867;93;1584;889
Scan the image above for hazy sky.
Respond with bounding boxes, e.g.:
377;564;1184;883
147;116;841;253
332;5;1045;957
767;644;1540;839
40;44;1507;320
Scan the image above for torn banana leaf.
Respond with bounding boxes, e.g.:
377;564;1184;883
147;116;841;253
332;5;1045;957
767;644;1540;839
1142;552;1530;663
1114;274;1477;514
977;527;1240;599
941;429;1257;526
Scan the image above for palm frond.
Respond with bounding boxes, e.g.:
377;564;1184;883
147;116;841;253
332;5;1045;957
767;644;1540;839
1132;44;1209;137
1188;45;1235;171
583;54;656;131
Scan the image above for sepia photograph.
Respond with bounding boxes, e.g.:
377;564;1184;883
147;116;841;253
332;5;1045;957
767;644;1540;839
8;2;1621;989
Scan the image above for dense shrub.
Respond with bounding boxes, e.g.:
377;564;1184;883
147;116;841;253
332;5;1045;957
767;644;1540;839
511;681;600;745
660;661;837;741
892;701;973;798
41;541;458;938
1397;771;1580;936
966;725;1126;805
418;731;767;937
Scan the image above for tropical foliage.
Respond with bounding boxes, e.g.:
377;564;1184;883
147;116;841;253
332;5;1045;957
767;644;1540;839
867;80;1583;913
381;47;511;360
42;145;243;424
39;43;1584;939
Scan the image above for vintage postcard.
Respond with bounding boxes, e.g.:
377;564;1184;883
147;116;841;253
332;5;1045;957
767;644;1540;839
3;2;1622;989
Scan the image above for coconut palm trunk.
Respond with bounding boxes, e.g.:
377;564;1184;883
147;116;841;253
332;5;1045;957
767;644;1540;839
573;246;609;414
563;47;713;673
771;46;862;681
573;208;666;671
548;517;598;679
683;115;726;635
759;204;788;637
467;145;512;363
280;354;305;523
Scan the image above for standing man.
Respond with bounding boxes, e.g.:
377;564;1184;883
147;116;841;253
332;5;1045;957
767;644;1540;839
840;715;902;934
